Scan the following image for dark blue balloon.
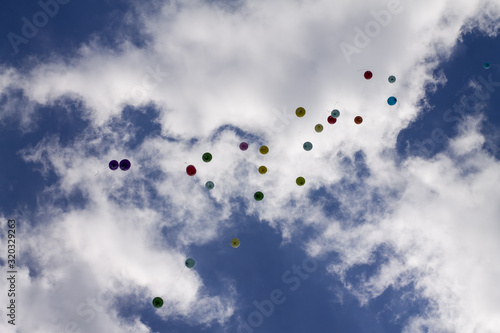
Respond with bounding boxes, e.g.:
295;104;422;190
119;159;131;171
387;97;397;106
109;160;119;170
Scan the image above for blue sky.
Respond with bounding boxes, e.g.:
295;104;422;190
1;1;500;332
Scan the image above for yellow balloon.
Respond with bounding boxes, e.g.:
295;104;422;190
231;238;240;248
295;107;306;117
259;145;269;155
258;166;267;174
315;124;323;133
296;177;306;186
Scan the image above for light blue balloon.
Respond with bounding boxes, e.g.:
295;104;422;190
205;181;214;190
185;258;196;268
303;142;313;151
331;109;340;118
483;62;491;69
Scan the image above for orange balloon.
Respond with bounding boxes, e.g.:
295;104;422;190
354;116;363;124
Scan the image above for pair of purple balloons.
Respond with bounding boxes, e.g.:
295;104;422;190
109;159;131;171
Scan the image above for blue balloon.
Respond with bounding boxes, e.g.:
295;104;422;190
303;142;313;151
387;96;397;106
483;62;491;69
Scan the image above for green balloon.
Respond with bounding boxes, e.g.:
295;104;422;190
152;297;164;308
202;152;212;162
303;142;313;151
296;177;306;186
185;258;196;268
254;191;264;201
205;181;214;190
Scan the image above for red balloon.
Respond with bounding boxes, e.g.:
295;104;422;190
327;116;337;124
364;71;373;80
186;165;196;176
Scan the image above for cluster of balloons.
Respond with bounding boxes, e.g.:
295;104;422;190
109;159;131;171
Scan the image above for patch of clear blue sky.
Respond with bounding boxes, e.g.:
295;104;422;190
397;31;500;161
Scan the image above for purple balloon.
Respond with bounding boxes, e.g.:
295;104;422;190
109;160;119;170
119;159;131;171
239;142;248;151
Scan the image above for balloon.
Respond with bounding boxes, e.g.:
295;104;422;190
296;107;306;117
119;159;131;171
205;181;214;189
296;177;305;186
354;116;363;124
484;62;491;69
186;165;196;176
387;96;397;105
258;166;267;174
259;145;269;155
239;142;249;151
152;297;164;308
315;124;323;133
185;258;196;268
327;116;337;124
254;191;264;201
231;238;240;248
202;152;212;162
303;142;313;151
109;160;119;170
364;71;373;80
331;109;340;118
388;75;396;83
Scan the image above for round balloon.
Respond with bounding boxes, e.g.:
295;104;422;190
484;62;491;69
185;258;196;268
327;116;337;124
152;297;163;308
296;177;306;186
315;124;323;133
364;71;373;80
258;166;267;174
387;96;397;105
231;238;240;248
186;165;196;176
109;160;119;170
354;116;363;124
254;191;264;201
202;152;212;162
205;181;214;190
303;142;313;151
295;107;306;117
388;75;396;83
119;159;131;171
259;145;269;155
331;109;340;118
239;142;249;151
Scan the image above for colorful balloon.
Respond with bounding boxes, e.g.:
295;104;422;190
296;107;306;117
259;145;269;155
354;116;363;124
327;116;337;124
119;159;131;171
296;177;306;186
364;71;373;80
239;142;249;151
152;297;164;308
303;142;313;151
315;124;323;133
202;152;212;162
186;165;196;176
254;191;264;201
231;238;240;248
185;258;196;268
331;109;340;118
205;181;214;190
388;75;396;83
387;96;397;105
258;166;267;174
109;160;119;170
484;62;491;69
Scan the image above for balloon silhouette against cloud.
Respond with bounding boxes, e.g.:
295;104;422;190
327;116;337;124
202;152;212;162
303;142;313;151
185;258;196;268
258;166;267;174
259;145;269;155
387;96;397;105
152;297;163;308
355;116;363;124
239;142;249;151
295;107;306;117
388;75;396;83
119;159;131;171
364;70;373;80
186;165;196;176
109;160;119;170
315;124;323;133
254;191;264;201
205;181;214;190
331;109;340;118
